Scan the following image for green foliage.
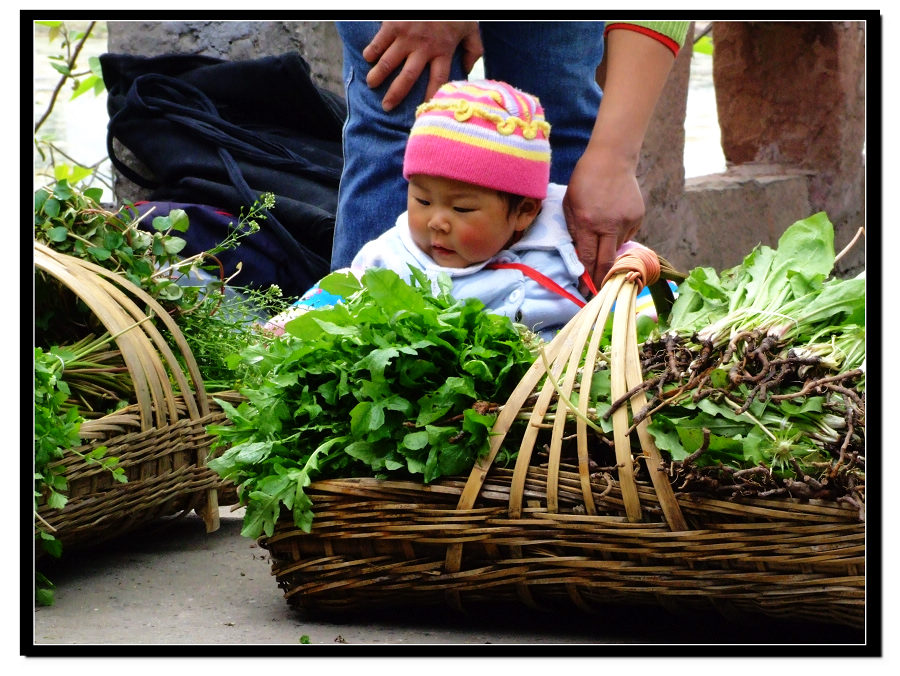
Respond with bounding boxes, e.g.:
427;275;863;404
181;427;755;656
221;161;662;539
33;181;280;600
34;181;277;354
693;34;714;56
175;284;290;392
34;343;127;605
35;20;106;103
207;267;537;538
34;347;83;518
666;212;864;366
34;181;190;306
639;213;866;477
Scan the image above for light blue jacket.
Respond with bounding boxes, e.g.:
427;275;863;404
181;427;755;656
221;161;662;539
350;183;586;340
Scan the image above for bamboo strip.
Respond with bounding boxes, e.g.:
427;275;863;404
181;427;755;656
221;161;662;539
623;286;688;531
35;247;162;429
609;277;642;521
576;275;624;514
546;284;610;513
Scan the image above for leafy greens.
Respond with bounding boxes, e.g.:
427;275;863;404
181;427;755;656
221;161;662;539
208;267;537;537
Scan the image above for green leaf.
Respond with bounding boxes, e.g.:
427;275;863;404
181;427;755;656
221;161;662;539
350;401;385;437
84;187;104;203
88;55;103;77
71;75;100;100
318;270;362;297
163;236;187;255
47;226;68;242
402;430;429;451
39;534;63;559
46;490;68;510
42;197;61;218
34;189;50;212
241;473;294;539
693;34;714;55
772;212;835;282
344;440;385;469
309;318;360;340
86;246;112;261
356;346;401;379
53;180;74;200
166;209;191;232
157;282;184;301
35;586;56;607
233;441;273;465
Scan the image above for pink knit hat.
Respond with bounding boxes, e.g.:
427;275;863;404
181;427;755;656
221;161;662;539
402;79;551;199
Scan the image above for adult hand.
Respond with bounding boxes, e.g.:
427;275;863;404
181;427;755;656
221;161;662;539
363;21;483;111
563;26;678;292
563;145;644;293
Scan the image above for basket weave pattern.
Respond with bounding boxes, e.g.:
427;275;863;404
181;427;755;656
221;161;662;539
262;467;863;627
36;393;242;551
257;261;865;629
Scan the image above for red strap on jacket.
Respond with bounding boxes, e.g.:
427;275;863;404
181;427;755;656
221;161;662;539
485;262;595;308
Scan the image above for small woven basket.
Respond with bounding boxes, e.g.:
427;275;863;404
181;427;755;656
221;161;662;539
258;254;865;629
34;242;240;554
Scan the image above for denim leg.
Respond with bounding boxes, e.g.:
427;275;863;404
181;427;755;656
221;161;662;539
479;22;605;185
331;21;468;269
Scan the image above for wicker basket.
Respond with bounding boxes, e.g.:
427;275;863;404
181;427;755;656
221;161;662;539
34;242;240;554
257;258;865;629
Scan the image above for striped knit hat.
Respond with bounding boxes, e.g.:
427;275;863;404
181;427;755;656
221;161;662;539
402;79;551;199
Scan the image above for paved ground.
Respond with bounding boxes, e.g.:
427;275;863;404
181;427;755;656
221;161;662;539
27;505;869;656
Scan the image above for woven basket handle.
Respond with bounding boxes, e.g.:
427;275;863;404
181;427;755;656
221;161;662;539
35;242;220;531
35;242;209;428
445;249;687;585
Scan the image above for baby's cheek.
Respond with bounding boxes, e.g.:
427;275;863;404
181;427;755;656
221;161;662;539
456;225;499;259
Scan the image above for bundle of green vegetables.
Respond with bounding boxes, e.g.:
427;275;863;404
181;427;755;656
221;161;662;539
625;212;865;511
209;212;865;537
207;267;538;537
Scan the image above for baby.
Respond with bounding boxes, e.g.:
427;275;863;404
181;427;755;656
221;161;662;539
267;79;653;340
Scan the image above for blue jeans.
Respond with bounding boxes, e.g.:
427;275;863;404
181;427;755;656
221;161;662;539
331;21;605;269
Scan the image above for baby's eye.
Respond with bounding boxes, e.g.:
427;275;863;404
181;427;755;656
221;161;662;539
453;206;476;213
414;197;430;206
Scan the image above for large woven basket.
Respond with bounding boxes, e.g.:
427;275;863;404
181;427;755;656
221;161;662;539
34;242;240;554
258;257;865;629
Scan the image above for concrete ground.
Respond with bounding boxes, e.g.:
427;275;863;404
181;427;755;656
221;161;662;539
28;505;868;655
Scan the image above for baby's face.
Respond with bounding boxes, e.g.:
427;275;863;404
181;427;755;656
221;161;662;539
406;175;536;268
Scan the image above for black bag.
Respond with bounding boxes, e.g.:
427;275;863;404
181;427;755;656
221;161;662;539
100;52;346;296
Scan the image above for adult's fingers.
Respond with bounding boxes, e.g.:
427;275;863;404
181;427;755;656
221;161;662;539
366;41;422;95
379;52;432;111
460;32;484;74
423;56;453;104
362;24;402;88
595;233;618;290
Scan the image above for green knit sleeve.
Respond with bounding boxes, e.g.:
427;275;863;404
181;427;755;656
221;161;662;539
605;21;691;53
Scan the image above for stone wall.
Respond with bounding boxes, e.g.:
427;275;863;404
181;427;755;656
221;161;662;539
107;21;342;94
104;20;867;277
640;21;865;277
709;21;866;276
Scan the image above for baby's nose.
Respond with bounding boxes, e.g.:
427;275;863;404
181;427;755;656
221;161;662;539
428;211;451;232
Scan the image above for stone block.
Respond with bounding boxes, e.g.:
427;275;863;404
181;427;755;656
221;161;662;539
658;165;813;273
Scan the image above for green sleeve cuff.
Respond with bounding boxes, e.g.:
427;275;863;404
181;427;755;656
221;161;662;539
605;21;691;54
